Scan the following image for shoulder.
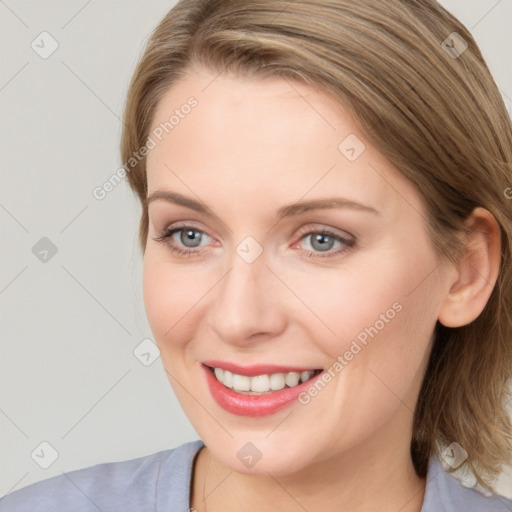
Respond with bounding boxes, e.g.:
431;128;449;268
422;454;512;512
0;439;204;512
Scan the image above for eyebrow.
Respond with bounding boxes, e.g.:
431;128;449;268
145;190;380;219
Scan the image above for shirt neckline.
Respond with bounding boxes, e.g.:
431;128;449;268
163;439;510;512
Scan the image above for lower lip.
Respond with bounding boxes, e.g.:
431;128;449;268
202;364;324;417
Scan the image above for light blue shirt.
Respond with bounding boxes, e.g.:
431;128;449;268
1;439;510;511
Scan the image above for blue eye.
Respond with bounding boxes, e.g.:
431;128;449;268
297;229;355;258
176;228;203;248
152;225;356;259
153;226;210;256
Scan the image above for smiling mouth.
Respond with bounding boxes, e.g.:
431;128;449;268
205;365;323;395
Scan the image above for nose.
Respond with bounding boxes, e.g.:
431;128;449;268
207;249;287;347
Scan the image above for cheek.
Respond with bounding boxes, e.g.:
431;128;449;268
285;248;440;372
293;259;439;440
341;261;439;410
142;252;204;352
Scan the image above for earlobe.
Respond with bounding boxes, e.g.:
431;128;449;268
437;207;501;328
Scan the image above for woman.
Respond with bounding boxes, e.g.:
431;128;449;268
2;0;511;510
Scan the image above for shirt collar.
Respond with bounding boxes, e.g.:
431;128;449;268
420;453;512;511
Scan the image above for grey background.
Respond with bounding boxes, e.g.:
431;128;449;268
1;0;511;498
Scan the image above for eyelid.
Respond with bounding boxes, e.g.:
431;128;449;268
160;220;216;241
148;204;230;239
294;223;355;241
159;222;353;243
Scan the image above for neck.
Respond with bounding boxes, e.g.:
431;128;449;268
191;418;426;512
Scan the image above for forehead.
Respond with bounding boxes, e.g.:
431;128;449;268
145;67;424;222
148;66;347;155
149;65;374;154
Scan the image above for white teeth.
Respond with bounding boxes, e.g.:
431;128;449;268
250;374;270;392
223;370;234;388
285;372;300;387
211;367;319;393
232;374;251;391
300;370;315;382
269;373;286;390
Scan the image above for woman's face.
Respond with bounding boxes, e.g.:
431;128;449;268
143;66;454;475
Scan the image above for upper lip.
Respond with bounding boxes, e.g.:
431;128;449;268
202;360;323;377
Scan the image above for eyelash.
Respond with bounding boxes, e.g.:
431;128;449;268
152;223;356;259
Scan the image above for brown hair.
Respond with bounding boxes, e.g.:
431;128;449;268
120;0;512;494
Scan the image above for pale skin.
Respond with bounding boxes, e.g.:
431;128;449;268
142;65;501;512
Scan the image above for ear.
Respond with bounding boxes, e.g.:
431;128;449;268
437;207;501;328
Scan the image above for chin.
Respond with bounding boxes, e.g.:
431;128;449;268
203;431;320;476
